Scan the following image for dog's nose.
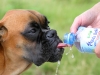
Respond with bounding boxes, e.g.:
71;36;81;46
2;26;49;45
46;30;57;39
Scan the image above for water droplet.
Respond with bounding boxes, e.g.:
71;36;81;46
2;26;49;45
71;54;74;58
66;53;68;55
70;47;72;50
58;60;60;65
55;60;60;75
65;47;75;58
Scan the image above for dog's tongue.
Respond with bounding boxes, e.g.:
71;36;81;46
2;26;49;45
57;43;67;48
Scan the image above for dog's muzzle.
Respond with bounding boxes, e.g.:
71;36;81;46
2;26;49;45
40;29;64;64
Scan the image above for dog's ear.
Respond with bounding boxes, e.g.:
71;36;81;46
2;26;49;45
0;23;8;42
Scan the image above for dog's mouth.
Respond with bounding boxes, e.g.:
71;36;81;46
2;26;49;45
40;38;64;63
48;40;64;62
47;46;64;62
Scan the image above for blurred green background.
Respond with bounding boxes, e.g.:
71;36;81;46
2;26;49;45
0;0;100;75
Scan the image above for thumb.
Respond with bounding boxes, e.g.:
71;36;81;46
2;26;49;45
70;16;82;33
95;41;100;58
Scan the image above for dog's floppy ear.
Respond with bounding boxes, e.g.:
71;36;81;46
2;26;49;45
0;23;8;42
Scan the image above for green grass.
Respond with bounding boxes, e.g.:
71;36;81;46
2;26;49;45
0;0;100;75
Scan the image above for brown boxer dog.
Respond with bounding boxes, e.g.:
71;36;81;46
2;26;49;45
0;10;64;75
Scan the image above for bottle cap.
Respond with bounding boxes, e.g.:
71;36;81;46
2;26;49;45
63;33;76;45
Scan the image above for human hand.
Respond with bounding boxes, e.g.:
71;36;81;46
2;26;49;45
70;2;100;58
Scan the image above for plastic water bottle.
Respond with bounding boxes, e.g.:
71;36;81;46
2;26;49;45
63;26;100;53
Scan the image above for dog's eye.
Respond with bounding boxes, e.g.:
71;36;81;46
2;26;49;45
28;28;36;33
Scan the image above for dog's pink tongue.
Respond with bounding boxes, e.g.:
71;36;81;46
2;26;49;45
57;43;67;48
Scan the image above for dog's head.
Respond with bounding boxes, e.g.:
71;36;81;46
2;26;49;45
0;10;64;66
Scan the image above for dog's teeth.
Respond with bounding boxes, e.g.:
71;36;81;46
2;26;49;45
57;43;67;48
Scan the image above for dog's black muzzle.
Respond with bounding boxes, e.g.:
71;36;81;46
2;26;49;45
23;29;64;66
41;29;64;64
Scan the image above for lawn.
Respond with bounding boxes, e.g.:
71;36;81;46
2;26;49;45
0;0;100;75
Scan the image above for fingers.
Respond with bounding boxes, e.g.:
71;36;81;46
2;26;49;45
70;16;82;33
87;26;92;28
95;41;100;58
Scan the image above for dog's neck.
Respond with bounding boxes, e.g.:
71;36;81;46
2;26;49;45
0;44;31;75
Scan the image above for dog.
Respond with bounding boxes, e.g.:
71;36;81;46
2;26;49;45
0;10;64;75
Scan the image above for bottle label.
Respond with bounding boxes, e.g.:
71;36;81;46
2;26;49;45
76;27;100;53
